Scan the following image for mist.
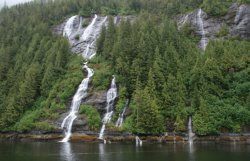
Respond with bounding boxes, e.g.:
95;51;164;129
0;0;33;7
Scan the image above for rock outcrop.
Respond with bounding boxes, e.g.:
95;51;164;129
84;90;107;113
53;15;107;59
231;4;250;38
177;3;250;49
52;15;136;59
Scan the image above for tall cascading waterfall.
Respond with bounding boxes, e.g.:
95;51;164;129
115;99;129;127
60;64;94;142
60;15;107;142
197;8;208;51
188;116;195;145
98;76;118;140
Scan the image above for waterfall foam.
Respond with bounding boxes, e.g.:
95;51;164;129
136;136;143;146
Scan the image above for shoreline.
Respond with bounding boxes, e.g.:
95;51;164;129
1;132;250;144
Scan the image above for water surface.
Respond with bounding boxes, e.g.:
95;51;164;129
0;142;250;161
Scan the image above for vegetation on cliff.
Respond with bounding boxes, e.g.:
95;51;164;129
0;0;249;135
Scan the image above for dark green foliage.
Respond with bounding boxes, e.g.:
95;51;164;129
96;14;199;133
13;56;83;132
80;105;101;130
202;0;233;16
1;0;250;135
96;6;250;134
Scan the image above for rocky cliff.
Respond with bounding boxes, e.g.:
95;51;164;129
177;3;250;47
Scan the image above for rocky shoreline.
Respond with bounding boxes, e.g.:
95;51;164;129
1;132;250;144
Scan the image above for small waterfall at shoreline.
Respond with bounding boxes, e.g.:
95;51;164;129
188;116;195;145
174;133;176;144
197;8;208;51
115;99;129;127
98;76;118;139
136;136;142;146
60;63;94;142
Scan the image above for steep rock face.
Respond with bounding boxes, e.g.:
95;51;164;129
52;15;136;59
178;9;222;38
83;90;107;113
231;4;250;38
53;15;135;135
58;90;107;133
53;15;107;59
177;3;250;47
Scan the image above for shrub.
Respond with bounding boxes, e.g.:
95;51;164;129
34;122;56;131
74;34;80;40
80;105;101;130
216;23;229;37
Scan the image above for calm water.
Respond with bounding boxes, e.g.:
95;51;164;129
0;142;250;161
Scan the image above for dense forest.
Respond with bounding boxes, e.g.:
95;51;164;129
0;0;249;136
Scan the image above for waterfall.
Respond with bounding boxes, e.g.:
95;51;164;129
115;99;129;127
197;9;208;50
98;76;118;139
178;14;189;30
60;15;108;142
63;15;78;38
81;14;98;41
188;116;195;145
81;15;107;59
173;133;176;144
135;136;142;146
84;41;95;58
60;63;94;142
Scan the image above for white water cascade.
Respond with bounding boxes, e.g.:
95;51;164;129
60;14;108;142
188;116;195;145
136;136;143;146
81;15;107;59
197;9;208;50
115;99;129;127
63;15;78;38
81;14;98;41
60;63;94;142
98;76;118;139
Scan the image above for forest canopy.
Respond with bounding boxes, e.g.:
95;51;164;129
0;0;249;135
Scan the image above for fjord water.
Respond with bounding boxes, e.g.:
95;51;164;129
0;142;250;161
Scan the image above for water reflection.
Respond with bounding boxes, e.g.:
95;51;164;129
60;142;75;161
99;143;106;161
188;143;195;161
1;142;250;161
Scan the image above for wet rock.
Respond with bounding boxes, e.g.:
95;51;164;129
71;115;88;132
231;4;250;38
52;15;136;59
70;133;98;142
84;90;107;113
177;3;250;44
